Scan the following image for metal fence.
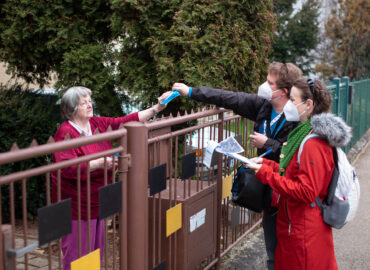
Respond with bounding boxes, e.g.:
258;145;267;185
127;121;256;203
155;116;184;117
327;77;370;151
0;108;261;270
0;128;129;270
1;76;370;270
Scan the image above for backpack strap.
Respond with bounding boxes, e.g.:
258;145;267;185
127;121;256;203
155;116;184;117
297;133;322;165
315;197;324;211
297;133;328;209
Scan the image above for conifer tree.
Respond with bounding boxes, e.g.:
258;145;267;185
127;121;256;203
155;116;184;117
270;0;320;74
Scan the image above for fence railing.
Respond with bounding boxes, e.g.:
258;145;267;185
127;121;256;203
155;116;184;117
0;108;262;270
327;77;370;151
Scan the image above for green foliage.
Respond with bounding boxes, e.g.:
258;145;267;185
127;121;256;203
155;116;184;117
0;85;62;221
270;0;320;74
0;0;276;115
109;0;275;111
0;0;121;114
317;0;370;80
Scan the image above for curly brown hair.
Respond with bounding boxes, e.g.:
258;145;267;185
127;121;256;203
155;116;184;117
268;62;303;91
293;78;332;116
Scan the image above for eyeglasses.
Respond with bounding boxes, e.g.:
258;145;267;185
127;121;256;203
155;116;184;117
307;78;315;97
79;100;93;108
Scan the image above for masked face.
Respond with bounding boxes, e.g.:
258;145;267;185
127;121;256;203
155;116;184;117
283;100;306;122
257;81;282;101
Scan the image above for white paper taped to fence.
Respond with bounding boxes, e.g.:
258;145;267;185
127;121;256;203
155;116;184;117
190;208;206;232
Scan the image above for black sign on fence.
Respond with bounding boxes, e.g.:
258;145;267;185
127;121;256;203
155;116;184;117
153;261;166;270
181;152;196;180
149;163;167;196
38;199;72;246
99;181;122;220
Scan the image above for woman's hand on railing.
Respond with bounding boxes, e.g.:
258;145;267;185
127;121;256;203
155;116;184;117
172;82;190;96
90;157;116;171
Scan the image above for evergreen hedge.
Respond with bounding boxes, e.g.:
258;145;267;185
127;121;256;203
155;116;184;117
0;85;62;221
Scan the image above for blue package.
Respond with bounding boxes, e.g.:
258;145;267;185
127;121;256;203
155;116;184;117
111;153;119;158
160;90;180;105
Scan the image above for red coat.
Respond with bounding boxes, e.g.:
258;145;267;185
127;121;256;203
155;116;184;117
52;113;139;219
256;138;338;270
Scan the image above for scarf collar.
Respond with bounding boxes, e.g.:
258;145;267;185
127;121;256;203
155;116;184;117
279;120;312;175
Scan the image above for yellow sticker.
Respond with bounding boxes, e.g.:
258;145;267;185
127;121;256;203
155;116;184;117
71;249;100;270
222;174;233;200
166;203;182;237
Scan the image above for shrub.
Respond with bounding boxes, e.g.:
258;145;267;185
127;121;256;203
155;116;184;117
0;85;62;222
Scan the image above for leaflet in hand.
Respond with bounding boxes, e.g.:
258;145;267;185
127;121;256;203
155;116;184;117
203;136;257;168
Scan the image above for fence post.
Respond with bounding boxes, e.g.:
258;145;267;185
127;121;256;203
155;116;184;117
215;111;224;267
123;122;148;270
342;76;349;122
119;129;129;270
333;77;340;116
2;225;15;270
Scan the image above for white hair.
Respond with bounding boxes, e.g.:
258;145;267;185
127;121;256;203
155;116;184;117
60;86;92;120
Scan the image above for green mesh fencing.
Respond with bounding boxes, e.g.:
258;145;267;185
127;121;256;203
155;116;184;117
327;78;370;152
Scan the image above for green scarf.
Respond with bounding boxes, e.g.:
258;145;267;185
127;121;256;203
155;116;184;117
279;120;312;176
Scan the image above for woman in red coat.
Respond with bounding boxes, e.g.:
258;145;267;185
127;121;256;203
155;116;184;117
52;86;166;270
247;78;352;270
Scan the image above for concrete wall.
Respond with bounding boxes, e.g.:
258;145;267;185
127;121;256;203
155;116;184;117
0;62;55;89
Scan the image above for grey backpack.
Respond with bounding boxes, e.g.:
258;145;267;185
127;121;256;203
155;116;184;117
297;134;360;229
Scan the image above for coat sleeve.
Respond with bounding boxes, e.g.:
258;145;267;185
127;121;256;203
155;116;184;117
191;86;267;121
256;139;334;203
262;158;280;172
96;112;139;130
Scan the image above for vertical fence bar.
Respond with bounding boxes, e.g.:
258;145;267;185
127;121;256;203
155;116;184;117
0;184;3;270
119;132;128;270
21;179;29;270
215;111;224;267
333;77;340;116
367;80;370;131
342;76;349;122
124;122;148;270
2;225;14;270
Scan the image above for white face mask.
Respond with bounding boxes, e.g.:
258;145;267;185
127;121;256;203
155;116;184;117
257;81;281;101
283;100;305;121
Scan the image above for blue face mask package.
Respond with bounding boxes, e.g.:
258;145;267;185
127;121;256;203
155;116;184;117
160;90;180;105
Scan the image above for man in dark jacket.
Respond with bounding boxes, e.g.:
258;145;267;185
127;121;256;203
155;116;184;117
171;62;302;270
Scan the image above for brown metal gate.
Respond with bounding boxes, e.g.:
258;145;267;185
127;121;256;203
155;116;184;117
1;108;262;270
0;127;129;270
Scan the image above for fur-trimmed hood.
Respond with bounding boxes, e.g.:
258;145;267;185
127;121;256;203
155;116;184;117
311;113;352;148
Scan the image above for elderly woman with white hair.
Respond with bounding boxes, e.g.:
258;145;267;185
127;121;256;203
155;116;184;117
52;86;166;270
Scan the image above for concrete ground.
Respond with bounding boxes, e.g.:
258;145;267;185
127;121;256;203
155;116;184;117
220;133;370;270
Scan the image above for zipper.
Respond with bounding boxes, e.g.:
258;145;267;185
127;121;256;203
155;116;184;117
285;200;291;236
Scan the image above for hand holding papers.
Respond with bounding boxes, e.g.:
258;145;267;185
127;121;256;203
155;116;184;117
203;136;257;168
